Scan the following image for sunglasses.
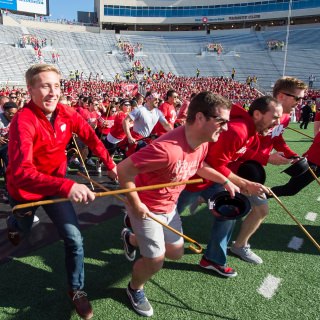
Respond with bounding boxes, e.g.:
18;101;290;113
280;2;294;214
10;96;17;99
281;92;304;102
5;111;17;116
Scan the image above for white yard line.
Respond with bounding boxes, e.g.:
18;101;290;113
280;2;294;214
257;274;282;299
287;236;304;251
317;196;320;202
305;212;317;222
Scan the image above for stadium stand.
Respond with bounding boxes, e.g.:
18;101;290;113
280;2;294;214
0;15;319;91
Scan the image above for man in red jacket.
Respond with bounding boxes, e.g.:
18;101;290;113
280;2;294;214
178;96;281;277
6;64;117;320
230;77;307;264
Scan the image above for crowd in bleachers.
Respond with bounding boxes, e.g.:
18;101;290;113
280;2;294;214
266;40;285;50
17;34;49;49
206;43;223;54
1;76;319;178
116;39;143;61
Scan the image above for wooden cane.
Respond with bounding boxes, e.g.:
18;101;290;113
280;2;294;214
268;188;320;252
286;127;313;140
72;134;94;191
77;172;203;254
12;178;204;212
308;166;320;186
77;172;127;204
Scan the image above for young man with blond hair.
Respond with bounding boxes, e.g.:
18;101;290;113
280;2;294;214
6;64;117;319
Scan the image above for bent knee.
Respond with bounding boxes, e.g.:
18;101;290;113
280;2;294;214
142;256;165;273
165;243;184;260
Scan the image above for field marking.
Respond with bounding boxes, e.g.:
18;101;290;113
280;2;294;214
257;274;282;299
317;196;320;202
305;212;317;222
287;236;304;251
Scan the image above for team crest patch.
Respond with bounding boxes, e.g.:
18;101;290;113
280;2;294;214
60;124;66;132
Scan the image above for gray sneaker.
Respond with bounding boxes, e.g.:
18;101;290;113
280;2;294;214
121;228;136;262
126;284;153;317
230;242;263;264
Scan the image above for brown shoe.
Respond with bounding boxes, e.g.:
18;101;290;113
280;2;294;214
6;217;20;246
68;290;93;320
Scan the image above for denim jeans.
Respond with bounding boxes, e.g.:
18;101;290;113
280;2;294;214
177;183;235;266
8;196;84;290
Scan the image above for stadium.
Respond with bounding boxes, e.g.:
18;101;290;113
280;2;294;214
0;1;319;319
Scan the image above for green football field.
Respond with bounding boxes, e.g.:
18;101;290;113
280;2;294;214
0;123;319;320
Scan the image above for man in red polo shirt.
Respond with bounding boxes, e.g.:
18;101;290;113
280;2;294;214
118;92;239;317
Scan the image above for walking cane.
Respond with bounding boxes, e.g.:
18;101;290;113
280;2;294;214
268;188;320;252
12;178;203;211
77;172;203;253
72;134;94;191
286;127;313;140
308;167;320;186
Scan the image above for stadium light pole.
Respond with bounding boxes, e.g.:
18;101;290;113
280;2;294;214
282;0;293;76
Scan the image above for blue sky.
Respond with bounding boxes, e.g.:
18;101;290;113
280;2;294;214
49;0;94;20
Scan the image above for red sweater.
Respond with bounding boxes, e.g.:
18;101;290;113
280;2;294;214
251;114;298;165
6;101;115;201
304;131;320;166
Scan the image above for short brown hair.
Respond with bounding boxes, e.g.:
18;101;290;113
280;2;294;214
186;92;231;124
25;64;61;87
248;95;279;116
273;77;307;97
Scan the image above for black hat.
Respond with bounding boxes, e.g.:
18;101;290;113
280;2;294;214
208;191;252;220
3;101;18;110
282;157;309;177
120;99;130;106
237;160;266;184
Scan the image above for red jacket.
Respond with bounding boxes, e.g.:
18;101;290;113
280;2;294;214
303;131;320;166
6;101;115;202
187;104;259;192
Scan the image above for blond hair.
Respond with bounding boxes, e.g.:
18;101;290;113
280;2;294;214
25;64;61;87
273;76;307;97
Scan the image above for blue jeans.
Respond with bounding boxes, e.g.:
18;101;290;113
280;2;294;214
177;183;235;266
8;196;84;290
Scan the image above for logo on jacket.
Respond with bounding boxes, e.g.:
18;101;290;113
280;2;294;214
60;124;66;132
271;124;284;138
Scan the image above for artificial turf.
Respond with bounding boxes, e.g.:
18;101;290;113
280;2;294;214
0;123;319;320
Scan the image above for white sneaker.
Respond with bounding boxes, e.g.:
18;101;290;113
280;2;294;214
33;215;40;224
230;242;263;264
96;160;102;173
71;157;81;166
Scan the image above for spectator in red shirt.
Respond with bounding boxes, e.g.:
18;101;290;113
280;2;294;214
105;99;131;156
153;89;178;136
118;92;239;317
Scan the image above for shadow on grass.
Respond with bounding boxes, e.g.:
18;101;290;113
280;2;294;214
149;278;238;320
0;204;128;319
181;208;320;256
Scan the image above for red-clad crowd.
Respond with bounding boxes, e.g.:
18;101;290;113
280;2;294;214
2;63;320;320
